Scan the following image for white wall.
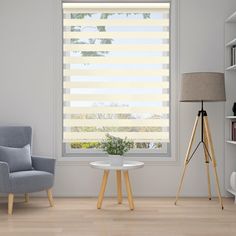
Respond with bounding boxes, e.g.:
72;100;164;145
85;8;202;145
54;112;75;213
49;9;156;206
0;0;236;197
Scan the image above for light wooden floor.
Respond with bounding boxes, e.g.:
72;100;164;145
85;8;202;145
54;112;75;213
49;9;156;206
0;197;236;236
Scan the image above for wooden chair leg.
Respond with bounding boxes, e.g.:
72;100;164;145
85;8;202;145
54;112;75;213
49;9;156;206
175;116;200;205
25;193;29;203
46;189;54;207
116;170;122;204
203;116;224;210
8;193;14;215
97;170;109;209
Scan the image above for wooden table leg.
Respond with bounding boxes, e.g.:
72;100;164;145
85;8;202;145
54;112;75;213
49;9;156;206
24;193;29;203
116;170;122;204
123;171;134;210
97;170;109;209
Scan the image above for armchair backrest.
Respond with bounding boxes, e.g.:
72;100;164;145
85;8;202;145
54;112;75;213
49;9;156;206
0;126;32;148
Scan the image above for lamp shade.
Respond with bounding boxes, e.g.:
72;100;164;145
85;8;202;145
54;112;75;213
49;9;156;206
180;72;226;102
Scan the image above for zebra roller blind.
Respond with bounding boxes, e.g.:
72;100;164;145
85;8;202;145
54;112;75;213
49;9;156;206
63;2;170;155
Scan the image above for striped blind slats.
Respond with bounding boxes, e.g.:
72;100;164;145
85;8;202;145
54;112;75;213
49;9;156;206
64;9;169;14
63;44;169;52
63;2;170;147
64;94;169;102
64;82;169;89
63;69;169;77
63;106;169;114
64;132;169;141
63;56;169;64
63;3;170;14
64;139;169;143
64;19;169;27
64;32;169;39
63;3;170;9
64;119;169;127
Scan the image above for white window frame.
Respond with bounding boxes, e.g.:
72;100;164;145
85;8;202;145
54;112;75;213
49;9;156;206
53;0;179;164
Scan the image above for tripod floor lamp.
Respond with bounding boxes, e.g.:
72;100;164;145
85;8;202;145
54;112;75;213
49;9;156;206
175;72;226;209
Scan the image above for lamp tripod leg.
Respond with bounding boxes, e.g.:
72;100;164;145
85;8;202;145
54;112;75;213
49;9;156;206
205;156;212;200
175;116;200;205
212;166;224;210
203;126;211;200
175;165;188;205
203;116;224;210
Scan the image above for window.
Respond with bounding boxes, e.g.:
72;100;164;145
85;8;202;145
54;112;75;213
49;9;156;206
63;2;171;157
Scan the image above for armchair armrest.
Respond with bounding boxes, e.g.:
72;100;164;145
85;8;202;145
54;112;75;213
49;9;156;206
0;161;11;193
32;156;56;174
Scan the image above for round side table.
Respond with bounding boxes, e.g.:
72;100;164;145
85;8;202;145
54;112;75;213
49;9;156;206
90;161;144;210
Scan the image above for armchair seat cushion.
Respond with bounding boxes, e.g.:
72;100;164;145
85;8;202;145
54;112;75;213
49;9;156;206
9;170;54;194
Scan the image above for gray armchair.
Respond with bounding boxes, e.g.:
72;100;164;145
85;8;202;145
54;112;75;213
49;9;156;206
0;126;56;215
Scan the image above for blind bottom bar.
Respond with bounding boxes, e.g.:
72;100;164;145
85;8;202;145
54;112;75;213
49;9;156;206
63;139;170;143
64;131;169;140
64;106;169;114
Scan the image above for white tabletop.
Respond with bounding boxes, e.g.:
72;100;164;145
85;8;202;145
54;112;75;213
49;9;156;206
90;161;144;170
